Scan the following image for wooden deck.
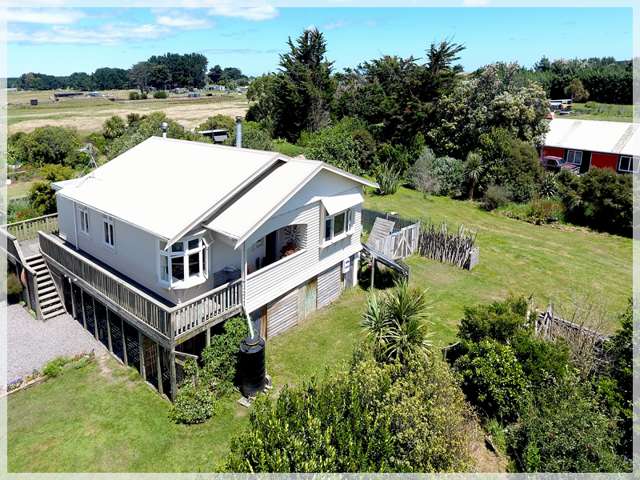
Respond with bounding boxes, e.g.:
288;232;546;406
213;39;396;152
38;232;243;346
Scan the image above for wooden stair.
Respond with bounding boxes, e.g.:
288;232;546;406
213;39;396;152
25;253;66;320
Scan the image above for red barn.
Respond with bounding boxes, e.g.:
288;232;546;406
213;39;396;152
541;119;639;174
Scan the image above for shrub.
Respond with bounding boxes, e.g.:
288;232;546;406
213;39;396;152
375;164;402;196
526;197;565;224
272;139;306;157
129;91;140;100
29;164;75;215
7;273;23;301
508;374;629;472
558;168;632;236
481;184;510;211
43;357;69;377
102;115;126;140
226;352;472;472
409;148;464;197
153;90;168;99
197;114;235;133
362;280;432;364
510;333;571;387
537;171;558;198
228;121;273;151
169;381;217;424
458;296;530;344
12;126;80;167
409;147;439;195
454;339;530;422
200;316;248;385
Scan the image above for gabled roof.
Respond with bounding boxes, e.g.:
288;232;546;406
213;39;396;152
57;137;281;239
56;136;378;242
544;119;640;157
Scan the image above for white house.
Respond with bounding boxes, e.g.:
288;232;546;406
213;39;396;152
39;135;376;399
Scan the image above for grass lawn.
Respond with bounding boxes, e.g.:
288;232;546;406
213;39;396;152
570;102;633;122
7;180;35;200
8;190;632;472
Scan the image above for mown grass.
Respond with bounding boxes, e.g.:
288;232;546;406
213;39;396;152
8;191;632;472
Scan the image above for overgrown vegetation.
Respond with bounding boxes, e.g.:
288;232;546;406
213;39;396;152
449;297;632;472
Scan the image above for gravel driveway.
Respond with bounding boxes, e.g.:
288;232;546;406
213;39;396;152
7;304;107;384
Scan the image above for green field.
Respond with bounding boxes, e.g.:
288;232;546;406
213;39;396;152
7;180;35;200
8;89;249;135
8;191;632;472
570;102;633;122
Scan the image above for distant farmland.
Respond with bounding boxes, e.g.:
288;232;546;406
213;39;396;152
8;89;249;135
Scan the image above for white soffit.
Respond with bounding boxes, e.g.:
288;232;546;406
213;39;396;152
320;190;364;216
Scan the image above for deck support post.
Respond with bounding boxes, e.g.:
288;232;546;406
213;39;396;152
205;327;211;346
370;257;376;290
80;289;87;330
121;316;128;366
106;308;113;353
169;350;177;402
69;277;77;319
139;331;146;380
91;296;99;340
156;343;163;396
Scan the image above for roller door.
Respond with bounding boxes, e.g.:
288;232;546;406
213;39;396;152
317;264;342;308
267;289;298;338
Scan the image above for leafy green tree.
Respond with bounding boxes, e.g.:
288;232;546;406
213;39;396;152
362;280;432;364
196;114;235;133
245;74;279;132
271;28;336;141
29;164;75;215
207;64;223;83
92;67;129;90
102;115;126;140
13;126;80;167
129;61;152;94
227;121;273;151
68;71;93;90
565;78;589;102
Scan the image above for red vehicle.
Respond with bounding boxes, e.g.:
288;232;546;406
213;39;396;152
540;155;579;173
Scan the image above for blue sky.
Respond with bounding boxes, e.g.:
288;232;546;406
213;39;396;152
7;6;633;77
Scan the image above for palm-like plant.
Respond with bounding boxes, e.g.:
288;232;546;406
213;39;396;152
464;151;484;201
362;280;432;364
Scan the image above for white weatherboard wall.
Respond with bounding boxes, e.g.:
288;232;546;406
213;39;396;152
267;289;298;338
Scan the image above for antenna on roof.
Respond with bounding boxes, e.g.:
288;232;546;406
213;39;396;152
161;121;169;139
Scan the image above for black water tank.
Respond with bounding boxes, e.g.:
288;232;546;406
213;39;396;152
239;336;266;397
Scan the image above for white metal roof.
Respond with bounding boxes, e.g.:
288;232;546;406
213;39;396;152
206;160;322;242
320;190;364;216
545;119;640;156
57;137;279;239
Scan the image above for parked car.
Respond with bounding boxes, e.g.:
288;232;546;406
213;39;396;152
541;155;579;173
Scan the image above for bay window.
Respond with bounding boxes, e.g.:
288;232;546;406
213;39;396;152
159;236;208;287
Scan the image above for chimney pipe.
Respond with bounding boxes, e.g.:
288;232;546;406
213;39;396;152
235;116;242;148
161;121;168;139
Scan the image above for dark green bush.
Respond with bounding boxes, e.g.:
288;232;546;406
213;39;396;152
43;357;69;377
169;380;217;424
454;339;530;422
458;296;529;344
12;126;80;167
481;184;510;211
200;316;248;385
226;352;472;472
153;90;168;99
510;333;571;387
558;168;632;236
508;374;629;472
129;91;140;100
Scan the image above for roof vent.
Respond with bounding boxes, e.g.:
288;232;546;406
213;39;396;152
161;121;169;139
235;116;242;148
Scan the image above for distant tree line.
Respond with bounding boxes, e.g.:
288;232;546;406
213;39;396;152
520;56;632;104
9;53;249;91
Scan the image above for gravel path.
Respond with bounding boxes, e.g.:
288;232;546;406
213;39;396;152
7;304;108;384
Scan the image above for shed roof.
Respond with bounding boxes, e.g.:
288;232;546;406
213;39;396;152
544;119;640;156
57;137;279;239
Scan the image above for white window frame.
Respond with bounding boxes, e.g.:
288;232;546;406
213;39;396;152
103;216;115;248
158;235;208;288
567;150;583;166
79;207;90;235
618;155;638;173
322;208;354;246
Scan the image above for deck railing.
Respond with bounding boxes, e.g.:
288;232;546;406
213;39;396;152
38;231;242;343
5;213;59;242
1;227;41;318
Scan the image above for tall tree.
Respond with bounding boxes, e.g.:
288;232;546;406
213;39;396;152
272;28;335;141
207;64;223;83
128;61;152;94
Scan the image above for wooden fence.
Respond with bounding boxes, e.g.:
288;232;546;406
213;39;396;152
370;223;420;260
536;306;611;371
417;222;479;270
1;227;41;318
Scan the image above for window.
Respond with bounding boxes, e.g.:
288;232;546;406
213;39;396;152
618;155;639;173
159;236;208;286
323;208;354;243
567;150;583;166
103;217;115;247
79;207;89;234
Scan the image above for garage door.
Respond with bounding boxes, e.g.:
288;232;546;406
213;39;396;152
317;264;342;308
267;289;298;338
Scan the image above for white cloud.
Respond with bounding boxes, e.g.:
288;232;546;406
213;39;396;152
206;1;277;21
462;0;490;5
9;23;171;45
7;8;85;25
156;13;211;29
